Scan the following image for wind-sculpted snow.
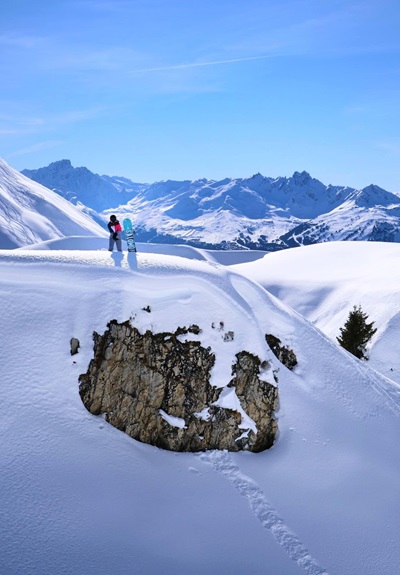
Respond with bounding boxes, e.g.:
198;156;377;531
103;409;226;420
1;244;400;574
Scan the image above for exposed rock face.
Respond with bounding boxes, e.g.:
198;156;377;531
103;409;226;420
79;320;279;453
265;334;297;370
70;337;80;356
229;352;279;452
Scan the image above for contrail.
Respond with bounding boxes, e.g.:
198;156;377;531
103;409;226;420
129;54;271;74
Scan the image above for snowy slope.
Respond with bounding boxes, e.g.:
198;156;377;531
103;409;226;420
233;241;400;385
0;159;107;248
17;235;268;265
1;244;400;574
280;186;400;246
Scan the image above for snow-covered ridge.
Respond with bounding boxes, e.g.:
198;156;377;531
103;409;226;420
0;159;106;248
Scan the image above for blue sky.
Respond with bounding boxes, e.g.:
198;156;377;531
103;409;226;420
1;0;400;190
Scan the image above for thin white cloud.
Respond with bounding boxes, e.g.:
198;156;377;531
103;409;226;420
0;107;106;136
0;129;20;135
129;54;272;75
51;107;106;124
7;140;63;158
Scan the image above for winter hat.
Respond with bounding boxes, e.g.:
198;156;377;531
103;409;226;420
110;215;117;221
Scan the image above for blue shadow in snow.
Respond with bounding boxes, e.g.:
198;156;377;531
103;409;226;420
127;252;138;270
110;252;123;267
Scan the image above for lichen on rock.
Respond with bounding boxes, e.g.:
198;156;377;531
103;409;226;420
79;320;278;452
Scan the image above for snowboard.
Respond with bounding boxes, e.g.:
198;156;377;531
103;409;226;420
123;218;137;253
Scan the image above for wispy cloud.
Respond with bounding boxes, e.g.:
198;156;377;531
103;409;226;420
6;140;64;158
227;2;397;59
0;129;21;135
128;54;273;75
0;107;106;136
50;107;106;124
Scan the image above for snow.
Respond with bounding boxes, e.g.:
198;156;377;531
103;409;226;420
232;240;400;384
1;238;400;574
159;410;187;429
0;159;107;248
213;386;257;433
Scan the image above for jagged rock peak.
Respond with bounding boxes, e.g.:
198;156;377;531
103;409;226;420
49;159;72;169
291;170;312;183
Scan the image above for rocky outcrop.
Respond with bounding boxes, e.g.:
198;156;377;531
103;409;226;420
265;334;297;370
229;352;279;452
79;320;278;452
70;337;80;356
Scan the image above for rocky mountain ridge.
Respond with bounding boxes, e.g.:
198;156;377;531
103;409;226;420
21;159;400;250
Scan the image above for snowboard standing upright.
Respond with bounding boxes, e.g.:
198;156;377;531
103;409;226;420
123;218;137;253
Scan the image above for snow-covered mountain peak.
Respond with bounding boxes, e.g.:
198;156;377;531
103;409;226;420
346;184;400;208
0;158;106;248
22;159;139;211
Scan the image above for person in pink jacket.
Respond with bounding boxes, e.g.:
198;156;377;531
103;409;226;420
107;214;122;252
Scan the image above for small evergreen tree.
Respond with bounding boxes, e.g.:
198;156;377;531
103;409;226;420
337;305;377;360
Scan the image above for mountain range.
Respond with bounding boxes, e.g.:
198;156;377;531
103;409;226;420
17;159;400;250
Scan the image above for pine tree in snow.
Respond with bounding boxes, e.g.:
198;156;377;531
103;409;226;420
337;305;377;360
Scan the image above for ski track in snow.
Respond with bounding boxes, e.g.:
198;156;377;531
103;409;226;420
362;367;400;417
199;450;329;575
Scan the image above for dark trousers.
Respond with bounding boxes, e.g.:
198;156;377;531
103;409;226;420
109;233;122;252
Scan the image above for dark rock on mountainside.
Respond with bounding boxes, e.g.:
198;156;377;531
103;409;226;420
79;320;279;452
265;334;298;370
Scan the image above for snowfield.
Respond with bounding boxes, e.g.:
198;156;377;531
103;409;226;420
2;238;400;575
233;241;400;386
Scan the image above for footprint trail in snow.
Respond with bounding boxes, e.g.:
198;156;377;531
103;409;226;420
199;450;329;575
